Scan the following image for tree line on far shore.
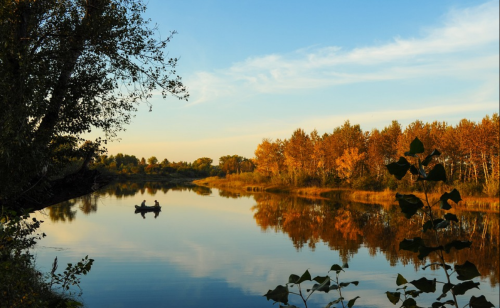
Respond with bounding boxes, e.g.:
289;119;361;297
91;154;255;178
91;113;499;197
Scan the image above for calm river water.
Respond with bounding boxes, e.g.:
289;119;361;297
33;182;499;308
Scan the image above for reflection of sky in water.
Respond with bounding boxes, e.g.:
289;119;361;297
33;188;499;308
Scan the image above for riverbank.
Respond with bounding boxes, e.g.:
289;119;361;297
192;176;500;212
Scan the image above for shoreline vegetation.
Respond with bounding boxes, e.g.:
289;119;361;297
192;176;499;212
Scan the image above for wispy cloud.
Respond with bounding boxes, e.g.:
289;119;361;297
186;1;498;105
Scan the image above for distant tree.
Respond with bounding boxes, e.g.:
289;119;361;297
336;147;367;184
240;159;255;173
160;158;170;167
192;157;213;174
284;129;312;172
254;138;285;176
220;155;246;174
147;156;159;166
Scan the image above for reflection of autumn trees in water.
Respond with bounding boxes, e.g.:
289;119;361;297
46;194;99;222
252;194;499;285
47;199;78;222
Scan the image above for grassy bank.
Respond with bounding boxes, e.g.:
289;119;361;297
193;176;500;212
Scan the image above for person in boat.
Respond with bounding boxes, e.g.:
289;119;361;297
141;200;146;207
154;200;160;207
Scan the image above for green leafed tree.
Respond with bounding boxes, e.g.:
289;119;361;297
0;0;188;210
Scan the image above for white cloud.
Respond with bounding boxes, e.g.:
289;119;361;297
186;1;499;105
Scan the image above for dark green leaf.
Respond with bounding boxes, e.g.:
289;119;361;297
288;274;300;284
400;237;425;253
410;277;436;293
329;284;339;290
469;295;495;308
309;278;330;293
387;157;411;180
339;281;359;287
440;189;462;209
330;298;343;305
406;290;422;298
444;240;472;253
310;276;330;293
452;281;480;295
313;275;330;284
410;165;419;175
330;264;343;273
421;149;441;166
443;213;458;222
418;246;443;260
424;164;447;182
396;273;408;286
402;297;418;308
437;283;454;300
347;296;360;308
396;194;424;219
407;137;425;155
440;200;452;210
264;285;289;304
455;261;481;281
386;291;400;305
289;270;312;284
432;300;455;308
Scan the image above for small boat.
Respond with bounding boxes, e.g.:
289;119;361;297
134;205;161;212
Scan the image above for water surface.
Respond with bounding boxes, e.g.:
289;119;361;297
33;182;499;307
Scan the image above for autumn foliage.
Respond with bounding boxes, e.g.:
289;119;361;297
252;114;499;196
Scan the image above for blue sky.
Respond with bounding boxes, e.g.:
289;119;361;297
99;0;499;164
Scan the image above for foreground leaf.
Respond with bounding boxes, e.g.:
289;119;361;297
431;300;455;308
402;297;418;308
289;270;312;284
396;194;424;219
455;261;481;281
264;285;289;304
418;245;443;260
444;240;472;253
453;281;480;295
469;295;495;308
410;277;436;293
423;219;444;232
396;273;408;286
406;137;425;156
422;164;447;182
348;296;360;308
443;213;458;222
386;291;400;305
387;157;411;180
339;281;359;288
440;189;462;209
330;264;344;273
309;275;330;293
400;237;425;253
